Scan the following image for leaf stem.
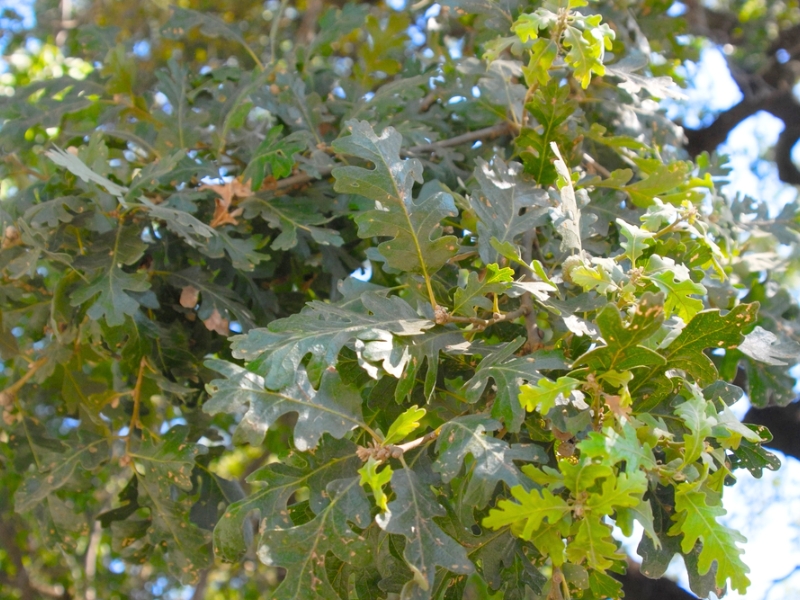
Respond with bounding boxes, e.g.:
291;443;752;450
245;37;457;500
125;356;149;454
269;0;291;67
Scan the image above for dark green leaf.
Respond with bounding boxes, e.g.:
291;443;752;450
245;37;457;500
377;468;474;597
204;360;365;449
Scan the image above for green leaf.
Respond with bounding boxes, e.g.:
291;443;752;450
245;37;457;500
162;7;263;68
128;427;211;582
15;431;109;512
674;384;716;465
204;360;365;450
23;196;85;228
462;338;567;432
625;162;692;208
333;120;458;275
737;325;800;366
384;405;426;445
359;457;393;512
551;142;583;253
668;483;750;594
729;438;781;478
578;421;657;472
152;60;205;151
616;218;655;264
46;147;128;199
584;470;647;516
395;328;466;402
563;25;606;89
377;468;474;595
516;82;576;186
242;126;307;190
565;517;622;570
452;263;514;317
560;460;613;494
355;179;459;274
483;486;571;541
512;9;558;42
575;292;666;373
522;38;558;86
230;292;433;390
589;570;624;599
71;267;150;327
519;376;580;415
242;194;343;251
139;198;217;247
213;437;361;562
434;414;546;508
126;150;187;199
469;158;549;265
259;477;372;599
649;271;706;322
570;262;618;294
662;303;759;386
616;498;659;547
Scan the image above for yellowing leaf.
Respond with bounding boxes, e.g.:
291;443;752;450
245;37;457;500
668;483;750;594
519;376;580;415
358;457;392;511
483;486;571;540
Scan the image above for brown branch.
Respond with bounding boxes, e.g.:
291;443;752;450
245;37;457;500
684;88;800;183
615;562;698;600
404;122;513;155
0;515;35;600
745;399;800;461
439;304;531;329
190;569;209;600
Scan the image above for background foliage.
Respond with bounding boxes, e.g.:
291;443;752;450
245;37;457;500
1;0;799;599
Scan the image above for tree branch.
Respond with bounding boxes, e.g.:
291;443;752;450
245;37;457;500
685;87;800;183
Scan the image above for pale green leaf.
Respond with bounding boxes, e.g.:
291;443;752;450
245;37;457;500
384;405;426;445
452;263;514;317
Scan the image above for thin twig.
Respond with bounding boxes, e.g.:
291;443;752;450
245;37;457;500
0;357;48;398
520;229;539;352
125;356;149;453
442;304;531;330
581;152;611;178
404;123;513;155
265;122;515;193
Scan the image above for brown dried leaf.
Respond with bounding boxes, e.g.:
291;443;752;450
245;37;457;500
201;179;252;228
203;308;230;335
604;394;631;418
180;285;200;308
